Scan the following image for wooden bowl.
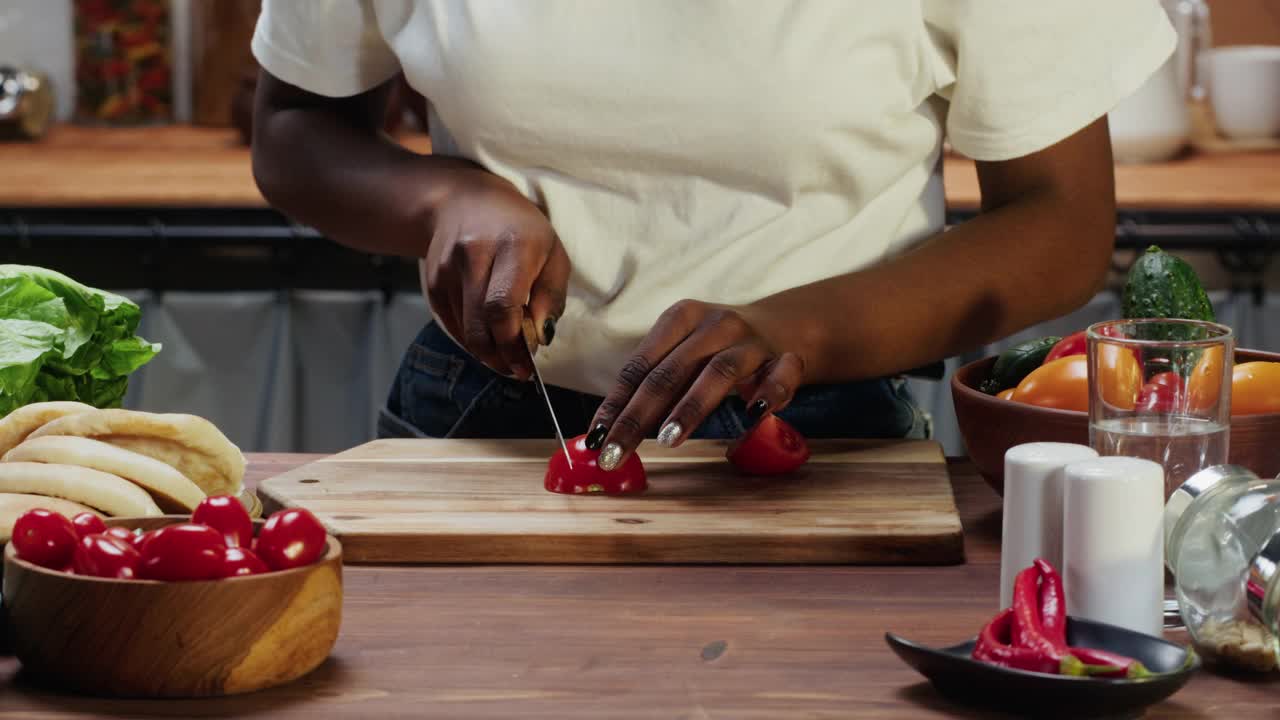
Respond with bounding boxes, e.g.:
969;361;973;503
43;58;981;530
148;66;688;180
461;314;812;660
1;516;342;697
952;348;1280;495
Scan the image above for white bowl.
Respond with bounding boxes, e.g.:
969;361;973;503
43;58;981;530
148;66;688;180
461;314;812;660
1203;46;1280;140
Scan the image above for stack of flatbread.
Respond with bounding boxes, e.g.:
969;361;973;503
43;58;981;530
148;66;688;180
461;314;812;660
0;402;247;542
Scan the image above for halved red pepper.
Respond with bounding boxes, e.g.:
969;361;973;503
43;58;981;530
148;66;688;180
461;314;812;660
972;608;1084;675
1033;558;1151;679
544;434;647;495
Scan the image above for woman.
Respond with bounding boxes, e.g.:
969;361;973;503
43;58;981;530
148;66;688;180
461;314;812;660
251;1;1174;471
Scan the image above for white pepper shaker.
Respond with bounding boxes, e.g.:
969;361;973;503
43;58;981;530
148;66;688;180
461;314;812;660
1000;442;1099;609
1063;456;1166;637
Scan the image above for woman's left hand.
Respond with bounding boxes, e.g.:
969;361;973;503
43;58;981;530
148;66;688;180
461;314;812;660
587;299;807;471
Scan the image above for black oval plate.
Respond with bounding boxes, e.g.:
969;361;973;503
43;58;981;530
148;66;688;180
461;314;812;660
886;616;1199;718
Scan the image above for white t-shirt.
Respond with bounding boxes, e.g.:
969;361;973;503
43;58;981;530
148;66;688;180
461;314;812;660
253;1;1175;396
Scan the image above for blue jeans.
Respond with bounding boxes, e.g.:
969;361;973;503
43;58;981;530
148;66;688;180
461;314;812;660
378;322;930;441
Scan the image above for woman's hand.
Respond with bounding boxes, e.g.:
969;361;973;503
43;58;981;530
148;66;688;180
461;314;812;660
424;170;571;380
586;300;807;471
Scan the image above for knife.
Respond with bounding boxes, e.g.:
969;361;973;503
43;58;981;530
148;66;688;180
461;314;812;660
521;315;573;469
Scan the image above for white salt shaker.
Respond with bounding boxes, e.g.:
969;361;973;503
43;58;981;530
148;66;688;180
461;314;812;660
1063;456;1165;636
1000;443;1099;609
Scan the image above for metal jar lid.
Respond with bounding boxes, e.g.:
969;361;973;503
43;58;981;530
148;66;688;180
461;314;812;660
1164;465;1256;563
1247;529;1280;628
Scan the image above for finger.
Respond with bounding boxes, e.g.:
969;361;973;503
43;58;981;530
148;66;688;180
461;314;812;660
599;335;721;464
529;235;570;346
461;251;509;375
425;253;464;343
655;342;772;449
588;301;707;447
485;229;537;379
742;352;805;427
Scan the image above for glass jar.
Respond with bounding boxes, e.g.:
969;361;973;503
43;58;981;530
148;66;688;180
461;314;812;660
0;66;54;140
73;0;173;125
1165;465;1280;671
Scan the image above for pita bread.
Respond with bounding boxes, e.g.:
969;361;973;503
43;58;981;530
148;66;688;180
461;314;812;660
0;462;162;517
28;410;245;497
0;492;98;542
4;435;206;512
0;401;95;457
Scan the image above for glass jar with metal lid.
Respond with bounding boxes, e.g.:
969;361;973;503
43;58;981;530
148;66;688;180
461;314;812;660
0;66;54;140
1165;464;1280;671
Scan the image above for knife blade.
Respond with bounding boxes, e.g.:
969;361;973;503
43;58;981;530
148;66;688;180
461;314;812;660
521;316;573;469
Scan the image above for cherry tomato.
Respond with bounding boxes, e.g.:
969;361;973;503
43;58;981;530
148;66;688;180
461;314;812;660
105;526;143;547
727;414;811;476
220;546;269;577
71;512;107;540
72;533;142;579
1136;371;1185;413
996;388;1016;401
191;494;253;548
1044;331;1087;364
1232;361;1280;416
544;434;648;494
11;509;78;569
1187;346;1226;412
254;508;328;571
138;523;227;581
1012;355;1089;412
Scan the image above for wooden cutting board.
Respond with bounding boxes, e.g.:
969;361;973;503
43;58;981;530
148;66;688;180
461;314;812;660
259;438;963;565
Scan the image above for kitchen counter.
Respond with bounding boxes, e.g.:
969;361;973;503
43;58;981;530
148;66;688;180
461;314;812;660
2;125;1279;210
2;454;1275;718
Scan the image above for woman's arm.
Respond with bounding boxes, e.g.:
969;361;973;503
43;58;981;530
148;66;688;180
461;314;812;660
588;118;1116;467
251;71;571;377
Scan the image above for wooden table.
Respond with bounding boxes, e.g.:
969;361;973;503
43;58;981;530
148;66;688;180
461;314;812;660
2;125;1278;211
3;455;1276;718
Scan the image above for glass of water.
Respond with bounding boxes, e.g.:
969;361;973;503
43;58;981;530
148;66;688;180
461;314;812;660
1086;319;1234;500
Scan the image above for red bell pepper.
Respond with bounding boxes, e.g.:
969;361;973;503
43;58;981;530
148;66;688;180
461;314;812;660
1044;331;1087;364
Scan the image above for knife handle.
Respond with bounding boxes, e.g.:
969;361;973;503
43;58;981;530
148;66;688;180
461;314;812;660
520;316;540;357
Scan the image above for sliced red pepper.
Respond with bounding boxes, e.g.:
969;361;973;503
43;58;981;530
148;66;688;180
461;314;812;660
1012;564;1067;659
1069;646;1152;679
545;434;648;495
972;608;1084;675
1034;558;1068;648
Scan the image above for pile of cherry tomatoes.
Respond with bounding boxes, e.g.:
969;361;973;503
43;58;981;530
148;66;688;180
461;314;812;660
10;497;327;581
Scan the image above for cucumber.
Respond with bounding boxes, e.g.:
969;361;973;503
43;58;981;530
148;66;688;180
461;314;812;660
1121;246;1215;341
981;336;1061;395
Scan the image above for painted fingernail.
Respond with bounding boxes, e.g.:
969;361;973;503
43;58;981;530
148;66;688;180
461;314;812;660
657;421;683;448
598;442;623;471
585;423;608;450
745;399;769;426
543;317;557;346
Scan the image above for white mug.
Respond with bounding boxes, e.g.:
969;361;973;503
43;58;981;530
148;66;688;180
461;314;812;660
1202;46;1280;140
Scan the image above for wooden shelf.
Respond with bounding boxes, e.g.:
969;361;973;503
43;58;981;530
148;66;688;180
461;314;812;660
2;125;1277;211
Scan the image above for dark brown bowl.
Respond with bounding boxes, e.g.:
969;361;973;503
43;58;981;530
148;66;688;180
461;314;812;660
952;348;1280;495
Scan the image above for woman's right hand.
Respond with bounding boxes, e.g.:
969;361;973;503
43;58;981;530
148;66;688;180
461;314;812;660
424;169;571;380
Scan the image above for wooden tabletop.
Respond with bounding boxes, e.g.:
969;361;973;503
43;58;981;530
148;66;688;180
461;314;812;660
2;454;1276;718
3;125;1279;211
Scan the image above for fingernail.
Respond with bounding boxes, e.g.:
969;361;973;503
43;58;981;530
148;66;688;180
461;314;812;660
585;423;608;451
657;421;683;448
745;399;769;426
543;317;557;346
597;442;623;471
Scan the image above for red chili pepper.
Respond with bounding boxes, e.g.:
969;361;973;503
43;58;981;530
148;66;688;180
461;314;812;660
1012;564;1067;659
973;608;1059;673
1069;646;1152;679
1034;558;1068;647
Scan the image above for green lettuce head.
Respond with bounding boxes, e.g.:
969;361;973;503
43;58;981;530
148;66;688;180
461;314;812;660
0;265;160;416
